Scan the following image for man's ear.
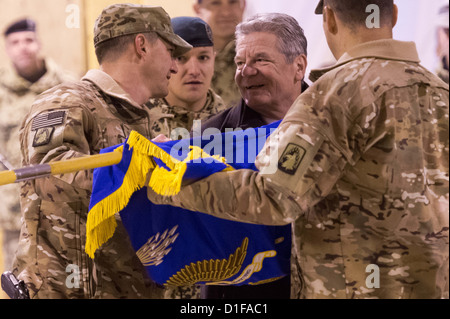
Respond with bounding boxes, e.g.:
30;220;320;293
193;3;201;15
392;4;399;28
324;6;338;35
293;54;307;83
134;34;147;58
241;0;247;10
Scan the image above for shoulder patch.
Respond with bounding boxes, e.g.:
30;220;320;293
31;111;66;131
278;143;306;175
33;127;55;147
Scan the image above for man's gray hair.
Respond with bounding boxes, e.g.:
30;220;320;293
235;13;307;63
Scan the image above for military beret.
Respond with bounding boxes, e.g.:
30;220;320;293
315;0;324;14
94;4;192;57
171;17;213;48
4;18;36;37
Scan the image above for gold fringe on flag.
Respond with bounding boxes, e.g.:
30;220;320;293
85;131;233;259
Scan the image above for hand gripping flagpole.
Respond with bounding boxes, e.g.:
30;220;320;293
0;151;122;186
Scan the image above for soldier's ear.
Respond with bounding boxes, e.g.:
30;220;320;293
392;4;398;28
134;34;147;58
193;3;201;15
293;54;307;83
323;6;338;35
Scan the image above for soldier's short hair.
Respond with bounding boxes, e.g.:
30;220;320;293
95;32;158;65
324;0;394;27
235;13;307;64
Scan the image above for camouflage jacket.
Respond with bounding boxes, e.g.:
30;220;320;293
0;59;75;231
148;39;449;299
211;40;241;108
13;69;163;299
147;88;226;139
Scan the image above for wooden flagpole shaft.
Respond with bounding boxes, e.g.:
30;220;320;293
0;151;122;186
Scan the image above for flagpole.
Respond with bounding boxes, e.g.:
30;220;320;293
0;151;122;186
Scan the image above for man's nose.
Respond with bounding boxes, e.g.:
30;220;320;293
17;40;28;52
170;57;178;74
186;59;201;76
221;3;233;15
240;63;257;77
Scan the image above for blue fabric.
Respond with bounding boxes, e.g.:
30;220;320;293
89;121;292;286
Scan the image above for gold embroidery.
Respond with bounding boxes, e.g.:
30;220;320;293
165;237;248;287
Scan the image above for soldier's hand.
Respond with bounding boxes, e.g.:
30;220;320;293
152;134;171;143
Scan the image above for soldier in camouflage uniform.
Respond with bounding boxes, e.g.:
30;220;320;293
12;4;191;299
194;0;246;107
148;0;449;298
0;18;75;273
148;17;226;141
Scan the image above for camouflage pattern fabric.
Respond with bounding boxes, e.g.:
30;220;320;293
147;39;449;299
0;59;75;272
93;4;191;57
13;69;164;299
147;88;226;139
211;40;241;108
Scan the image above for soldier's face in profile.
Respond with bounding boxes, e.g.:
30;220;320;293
235;32;303;114
167;46;215;109
194;0;245;40
144;37;178;98
5;31;41;72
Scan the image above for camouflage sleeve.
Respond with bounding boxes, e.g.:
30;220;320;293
20;103;97;202
146;80;386;225
147;117;352;225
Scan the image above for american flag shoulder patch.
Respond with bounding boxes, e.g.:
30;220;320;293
31;111;66;131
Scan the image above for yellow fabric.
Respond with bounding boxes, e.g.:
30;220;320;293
85;131;233;258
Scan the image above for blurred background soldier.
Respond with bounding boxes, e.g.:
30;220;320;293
436;1;449;84
148;16;226;141
194;0;246;107
0;18;74;276
12;4;191;299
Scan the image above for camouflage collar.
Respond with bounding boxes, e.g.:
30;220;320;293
309;39;420;82
162;88;220;114
82;69;143;109
216;39;236;58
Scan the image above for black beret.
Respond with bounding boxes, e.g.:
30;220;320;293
4;18;36;37
171;16;214;48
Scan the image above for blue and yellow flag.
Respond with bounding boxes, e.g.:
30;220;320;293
86;121;291;287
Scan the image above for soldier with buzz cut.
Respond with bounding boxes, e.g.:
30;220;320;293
148;0;449;299
0;18;75;277
12;4;191;299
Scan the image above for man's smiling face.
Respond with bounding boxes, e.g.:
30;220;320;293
234;32;302;115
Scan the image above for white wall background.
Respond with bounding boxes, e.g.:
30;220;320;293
244;0;447;81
